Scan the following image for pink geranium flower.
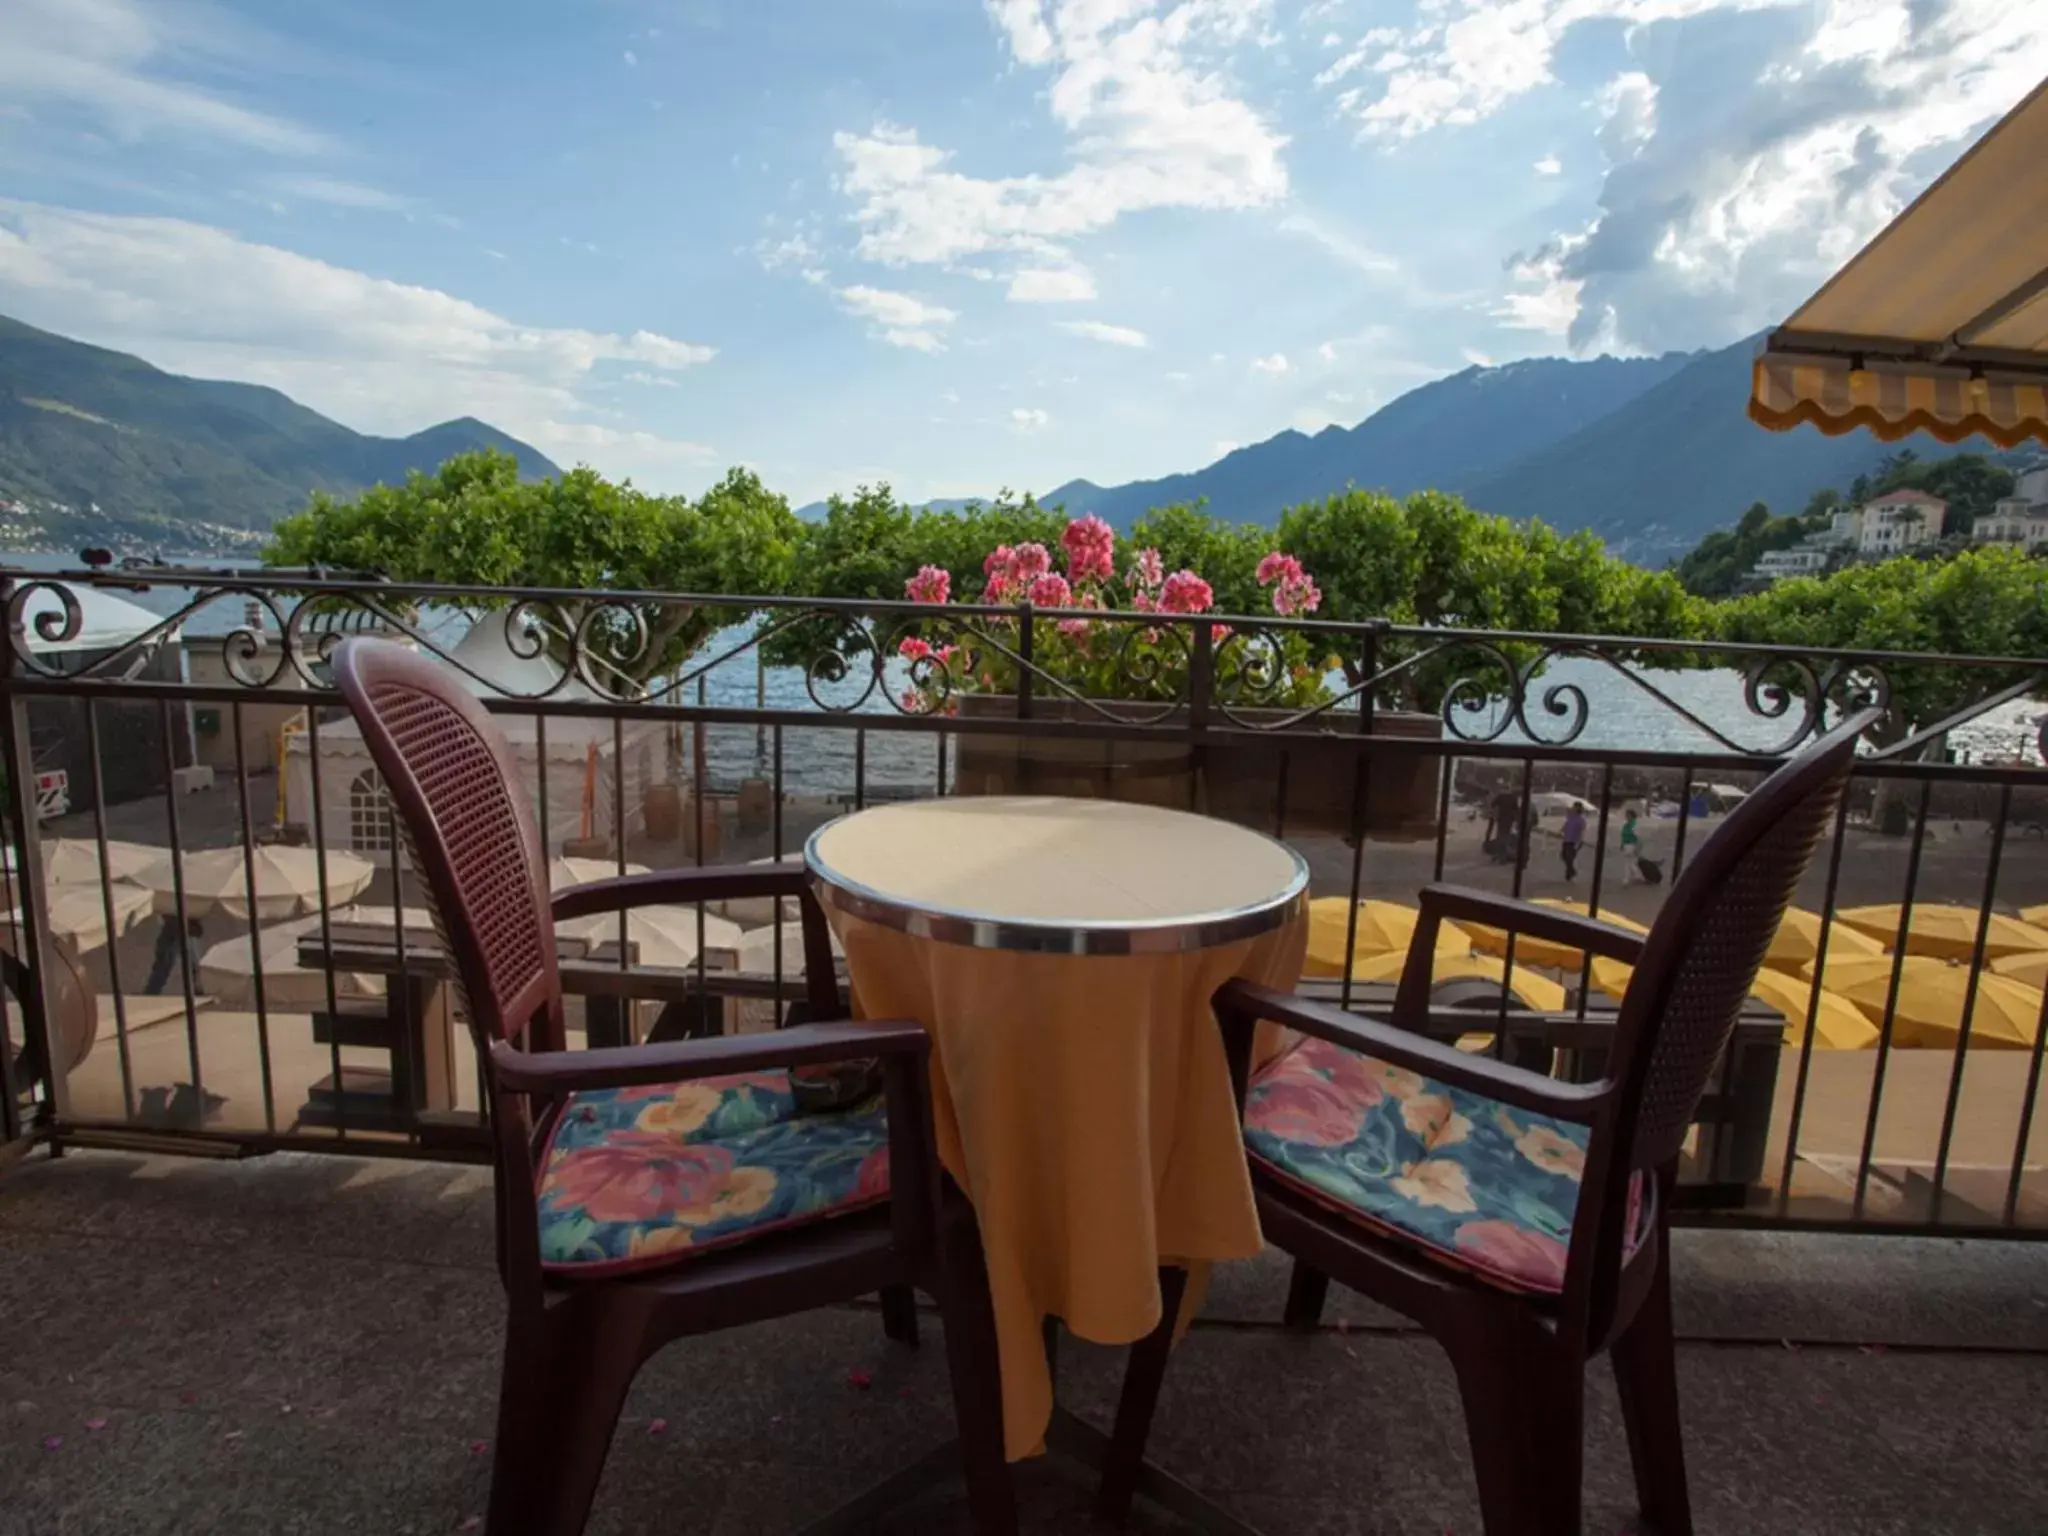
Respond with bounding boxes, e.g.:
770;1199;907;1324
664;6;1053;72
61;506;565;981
1257;549;1322;617
1129;547;1164;591
1256;551;1302;586
1011;542;1052;582
1157;570;1214;614
1061;514;1116;583
898;636;933;663
1027;573;1072;608
904;564;951;604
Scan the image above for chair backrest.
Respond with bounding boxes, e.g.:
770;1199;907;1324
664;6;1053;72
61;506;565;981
332;638;563;1050
1587;709;1876;1241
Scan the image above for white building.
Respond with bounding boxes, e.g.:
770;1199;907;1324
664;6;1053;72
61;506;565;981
1753;546;1835;581
1856;489;1947;554
1975;463;2048;552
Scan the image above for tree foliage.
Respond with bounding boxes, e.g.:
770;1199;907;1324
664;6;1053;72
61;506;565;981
265;451;802;680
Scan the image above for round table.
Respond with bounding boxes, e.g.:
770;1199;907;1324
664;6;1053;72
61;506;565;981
806;796;1309;1464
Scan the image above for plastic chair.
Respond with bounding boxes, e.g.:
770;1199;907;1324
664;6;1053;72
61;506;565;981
331;638;1014;1536
1213;711;1877;1536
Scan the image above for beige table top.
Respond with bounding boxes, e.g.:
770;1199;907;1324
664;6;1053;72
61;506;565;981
805;795;1306;954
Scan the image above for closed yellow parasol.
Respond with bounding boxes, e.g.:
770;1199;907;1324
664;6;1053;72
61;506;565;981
1348;947;1569;1014
1762;908;1884;974
2023;905;2048;930
1836;904;2048;962
1585;954;1879;1049
1303;897;1467;977
1457;898;1648;972
1805;954;2045;1050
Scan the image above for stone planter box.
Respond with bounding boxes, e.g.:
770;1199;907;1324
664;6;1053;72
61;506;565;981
950;695;1443;840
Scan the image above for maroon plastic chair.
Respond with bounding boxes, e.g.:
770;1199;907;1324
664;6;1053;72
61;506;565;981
1212;712;1876;1536
331;638;1014;1536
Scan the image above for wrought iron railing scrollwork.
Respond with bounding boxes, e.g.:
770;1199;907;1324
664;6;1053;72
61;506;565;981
1;562;2042;766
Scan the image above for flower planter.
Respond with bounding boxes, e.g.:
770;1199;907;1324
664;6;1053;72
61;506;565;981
950;695;1443;840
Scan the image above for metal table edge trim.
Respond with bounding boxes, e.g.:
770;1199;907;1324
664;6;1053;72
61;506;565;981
802;815;1310;956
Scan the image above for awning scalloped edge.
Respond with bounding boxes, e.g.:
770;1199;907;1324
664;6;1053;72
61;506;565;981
1749;356;2048;450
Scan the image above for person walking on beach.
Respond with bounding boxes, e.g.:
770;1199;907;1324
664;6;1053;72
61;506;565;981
1560;803;1587;883
1618;807;1642;884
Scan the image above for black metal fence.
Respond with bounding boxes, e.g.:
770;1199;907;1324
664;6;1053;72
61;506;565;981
2;563;2045;1237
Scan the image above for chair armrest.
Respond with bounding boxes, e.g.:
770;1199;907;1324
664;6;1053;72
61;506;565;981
489;1017;926;1096
549;865;802;921
1218;979;1608;1124
1415;883;1647;964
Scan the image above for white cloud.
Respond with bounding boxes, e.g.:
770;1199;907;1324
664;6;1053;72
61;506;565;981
0;200;719;486
0;0;328;155
264;175;411;212
1533;154;1562;177
1009;406;1050;433
1499;1;2048;353
623;49;639;67
1277;211;1400;276
1006;264;1097;302
1250;352;1289;374
1316;340;1337;362
836;283;957;351
833;2;1286;271
1057;319;1149;348
754;231;820;272
622;371;680;388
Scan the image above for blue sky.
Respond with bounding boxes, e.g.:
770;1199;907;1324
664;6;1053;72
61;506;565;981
1;0;2042;505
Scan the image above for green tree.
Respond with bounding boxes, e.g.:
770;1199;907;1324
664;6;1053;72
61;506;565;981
1716;546;2048;738
266;451;803;683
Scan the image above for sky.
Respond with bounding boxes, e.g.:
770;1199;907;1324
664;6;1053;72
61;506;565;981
0;0;2043;507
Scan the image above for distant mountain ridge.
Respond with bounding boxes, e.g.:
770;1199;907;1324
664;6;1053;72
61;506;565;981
834;336;1977;565
0;313;557;549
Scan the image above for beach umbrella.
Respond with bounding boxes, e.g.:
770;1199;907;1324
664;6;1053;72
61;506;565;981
548;857;650;890
1761;908;1884;974
1836;903;2048;963
1347;947;1569;1014
1;882;155;952
1804;954;2045;1050
1589;955;1877;1050
733;919;845;976
1303;897;1467;977
1990;951;2048;991
2;837;164;886
197;914;386;1009
1457;898;1648;973
2023;904;2048;930
556;905;743;969
139;845;375;922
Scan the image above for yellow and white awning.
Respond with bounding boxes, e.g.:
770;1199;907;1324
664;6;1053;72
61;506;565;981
1749;77;2048;449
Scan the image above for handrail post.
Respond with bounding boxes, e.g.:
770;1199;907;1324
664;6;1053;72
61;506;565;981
0;577;67;1135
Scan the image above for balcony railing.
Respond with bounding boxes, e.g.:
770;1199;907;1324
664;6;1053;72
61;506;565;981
1;561;2044;1239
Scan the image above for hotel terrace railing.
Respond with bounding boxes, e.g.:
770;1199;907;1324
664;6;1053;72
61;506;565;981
0;561;2044;1239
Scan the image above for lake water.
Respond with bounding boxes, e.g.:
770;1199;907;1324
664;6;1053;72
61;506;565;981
7;554;2040;793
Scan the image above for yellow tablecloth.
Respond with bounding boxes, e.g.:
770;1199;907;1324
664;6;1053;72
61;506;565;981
833;904;1307;1461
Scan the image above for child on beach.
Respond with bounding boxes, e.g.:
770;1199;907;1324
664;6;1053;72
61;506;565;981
1619;807;1641;884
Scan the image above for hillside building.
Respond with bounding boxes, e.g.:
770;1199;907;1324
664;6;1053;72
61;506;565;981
1974;463;2048;552
1854;489;1947;553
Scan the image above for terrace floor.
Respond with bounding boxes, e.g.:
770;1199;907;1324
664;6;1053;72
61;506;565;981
3;1149;2046;1535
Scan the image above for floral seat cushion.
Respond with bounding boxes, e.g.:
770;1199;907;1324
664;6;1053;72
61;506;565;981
1244;1035;1636;1293
536;1070;890;1277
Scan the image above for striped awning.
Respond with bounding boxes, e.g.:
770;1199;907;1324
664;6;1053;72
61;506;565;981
1749;77;2048;449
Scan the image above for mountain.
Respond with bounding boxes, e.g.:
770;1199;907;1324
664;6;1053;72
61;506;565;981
1042;351;1697;530
1454;339;1977;563
0;314;558;550
1024;335;1979;565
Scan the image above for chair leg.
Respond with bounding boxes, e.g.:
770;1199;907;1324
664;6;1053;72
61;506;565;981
494;1307;644;1536
880;1283;921;1346
1612;1249;1693;1536
1282;1260;1329;1330
935;1224;1018;1536
1096;1265;1189;1522
1448;1326;1583;1536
